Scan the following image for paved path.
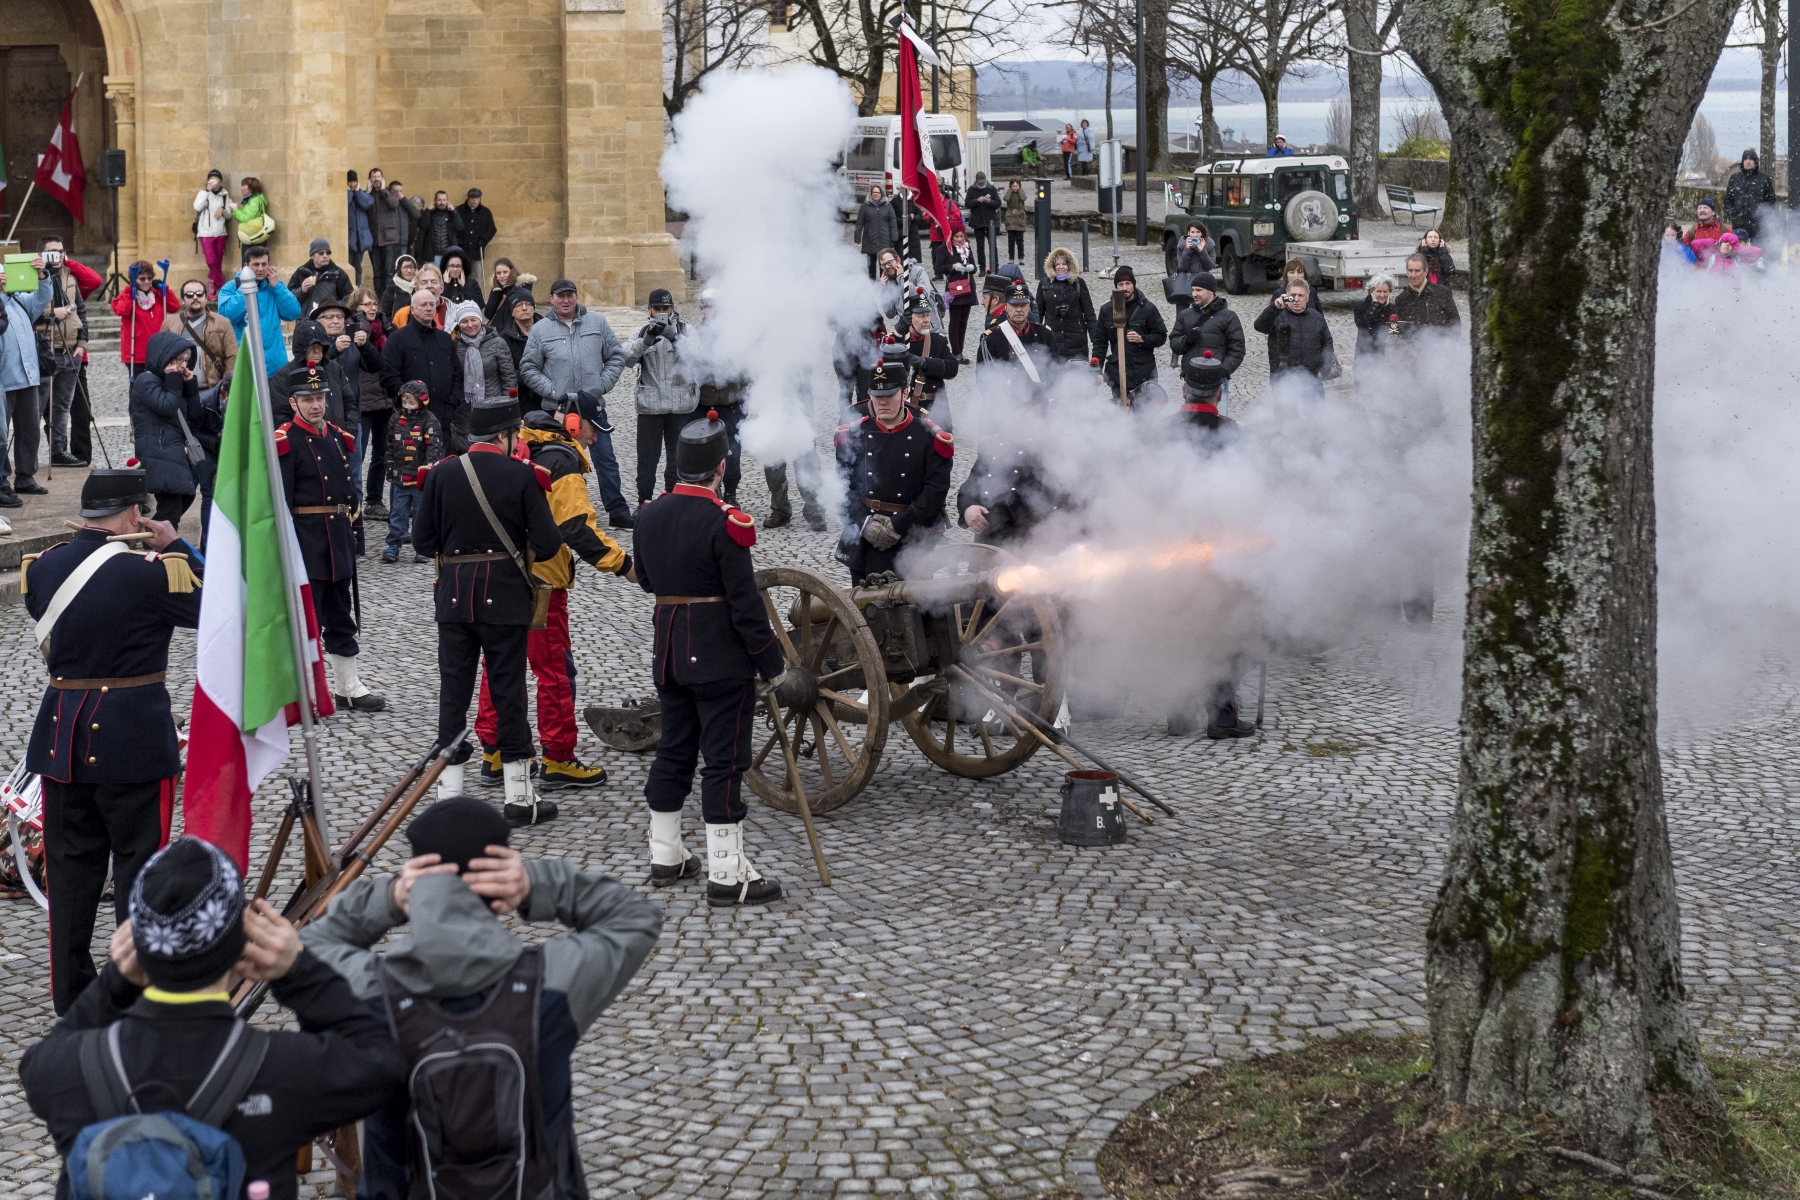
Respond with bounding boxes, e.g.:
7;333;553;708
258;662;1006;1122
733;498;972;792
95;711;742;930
0;254;1790;1198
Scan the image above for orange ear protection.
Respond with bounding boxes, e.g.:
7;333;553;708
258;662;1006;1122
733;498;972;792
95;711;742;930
564;408;582;437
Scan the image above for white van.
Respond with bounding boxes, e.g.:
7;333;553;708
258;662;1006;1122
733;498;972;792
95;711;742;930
842;115;969;204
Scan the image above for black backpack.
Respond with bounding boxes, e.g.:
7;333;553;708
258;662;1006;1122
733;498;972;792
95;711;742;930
380;945;554;1200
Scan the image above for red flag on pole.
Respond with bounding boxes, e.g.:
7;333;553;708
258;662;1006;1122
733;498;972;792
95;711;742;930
895;20;957;244
33;95;87;223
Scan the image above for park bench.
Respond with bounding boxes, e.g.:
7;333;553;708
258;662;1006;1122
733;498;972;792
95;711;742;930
1385;183;1440;227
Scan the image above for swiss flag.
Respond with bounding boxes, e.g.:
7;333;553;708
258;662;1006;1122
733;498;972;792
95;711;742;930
33;96;86;224
895;20;956;244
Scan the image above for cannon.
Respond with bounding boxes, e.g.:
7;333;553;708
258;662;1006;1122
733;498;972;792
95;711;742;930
743;544;1071;815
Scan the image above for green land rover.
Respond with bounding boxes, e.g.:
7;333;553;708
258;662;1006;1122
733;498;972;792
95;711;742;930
1163;155;1363;294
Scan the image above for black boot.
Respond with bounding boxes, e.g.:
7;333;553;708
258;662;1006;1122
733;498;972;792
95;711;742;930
650;856;703;888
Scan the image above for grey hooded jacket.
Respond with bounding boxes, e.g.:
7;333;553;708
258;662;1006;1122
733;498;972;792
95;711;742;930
621;315;699;415
520;305;627;405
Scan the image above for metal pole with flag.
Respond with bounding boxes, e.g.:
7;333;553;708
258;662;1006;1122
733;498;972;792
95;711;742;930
181;268;336;870
893;16;958;246
3;73;84;244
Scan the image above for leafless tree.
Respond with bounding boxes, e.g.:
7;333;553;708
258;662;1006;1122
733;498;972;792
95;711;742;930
784;0;1017;117
663;0;770;117
1401;0;1737;1161
1727;0;1785;164
1338;0;1406;213
1683;112;1721;181
1166;0;1252;157
1325;96;1350;150
1048;0;1176;170
1233;0;1336;146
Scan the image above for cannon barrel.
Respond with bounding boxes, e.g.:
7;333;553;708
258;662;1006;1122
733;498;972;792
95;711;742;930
848;569;1005;612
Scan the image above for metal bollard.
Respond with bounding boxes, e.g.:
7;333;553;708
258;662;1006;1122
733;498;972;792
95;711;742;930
1082;221;1090;271
1033;178;1052;280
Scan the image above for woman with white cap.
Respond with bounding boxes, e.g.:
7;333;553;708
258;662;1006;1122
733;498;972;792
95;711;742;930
449;299;518;415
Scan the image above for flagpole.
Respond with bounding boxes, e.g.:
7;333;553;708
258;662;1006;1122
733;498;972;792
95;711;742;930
4;74;82;245
236;268;333;850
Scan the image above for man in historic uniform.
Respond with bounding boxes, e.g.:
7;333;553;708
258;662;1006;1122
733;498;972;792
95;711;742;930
412;399;566;826
22;468;203;1013
895;290;959;428
472;391;634;792
979;280;1056;382
633;410;792;907
834;361;954;585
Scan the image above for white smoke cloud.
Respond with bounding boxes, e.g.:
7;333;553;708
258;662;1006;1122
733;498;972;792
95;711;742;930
662;67;875;512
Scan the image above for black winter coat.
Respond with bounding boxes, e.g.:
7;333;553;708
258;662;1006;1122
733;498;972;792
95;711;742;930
1724;167;1776;233
1416;243;1456;282
381;320;464;423
1353;295;1397;356
1253;299;1335;381
964;183;1002;230
1036;275;1095;359
1090;291;1167;393
271;322;350;429
288;261;355;320
1167;296;1245;376
20;956;408;1200
453;202;498;254
128;331;206;495
413;206;458;260
1175;239;1217;275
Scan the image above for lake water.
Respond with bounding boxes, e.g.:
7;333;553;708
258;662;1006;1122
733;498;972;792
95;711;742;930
984;89;1788;157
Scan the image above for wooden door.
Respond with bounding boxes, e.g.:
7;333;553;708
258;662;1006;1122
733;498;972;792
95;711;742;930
0;47;75;250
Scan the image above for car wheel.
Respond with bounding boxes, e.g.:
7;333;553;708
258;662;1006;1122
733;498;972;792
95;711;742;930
1221;245;1246;295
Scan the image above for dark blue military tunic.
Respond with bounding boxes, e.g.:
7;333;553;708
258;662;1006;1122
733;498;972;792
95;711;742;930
833;405;953;581
277;417;359;582
23;529;203;784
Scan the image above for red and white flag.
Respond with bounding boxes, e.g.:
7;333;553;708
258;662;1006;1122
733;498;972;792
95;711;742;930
33;95;86;223
896;19;958;244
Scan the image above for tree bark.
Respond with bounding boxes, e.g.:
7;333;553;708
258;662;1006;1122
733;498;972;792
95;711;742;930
1105;54;1115;141
1760;5;1780;162
1199;72;1221;156
1399;0;1735;1162
1143;0;1172;172
1261;82;1280;150
1343;0;1385;215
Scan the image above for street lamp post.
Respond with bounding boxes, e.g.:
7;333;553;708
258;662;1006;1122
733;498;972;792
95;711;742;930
1134;0;1148;245
930;0;940;113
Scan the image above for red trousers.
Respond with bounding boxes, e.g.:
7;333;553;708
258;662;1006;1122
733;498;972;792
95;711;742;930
475;588;577;761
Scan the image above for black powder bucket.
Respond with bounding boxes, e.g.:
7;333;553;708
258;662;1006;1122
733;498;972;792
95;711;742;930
1058;770;1127;846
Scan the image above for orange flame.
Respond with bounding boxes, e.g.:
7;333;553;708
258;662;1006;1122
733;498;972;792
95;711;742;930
994;538;1225;593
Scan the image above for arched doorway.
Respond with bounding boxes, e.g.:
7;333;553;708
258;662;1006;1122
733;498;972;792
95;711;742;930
0;0;109;258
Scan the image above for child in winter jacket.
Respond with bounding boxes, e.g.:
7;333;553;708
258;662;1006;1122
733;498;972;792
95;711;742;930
112;260;180;371
383;380;444;563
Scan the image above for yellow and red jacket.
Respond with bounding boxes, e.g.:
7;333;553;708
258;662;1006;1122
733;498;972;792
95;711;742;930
518;426;629;588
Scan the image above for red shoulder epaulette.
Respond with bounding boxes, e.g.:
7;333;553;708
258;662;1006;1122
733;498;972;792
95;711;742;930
833;421;858;450
273;427;291;457
530;461;554;492
724;505;757;548
932;428;954;458
334;424;356;454
415;460;437;482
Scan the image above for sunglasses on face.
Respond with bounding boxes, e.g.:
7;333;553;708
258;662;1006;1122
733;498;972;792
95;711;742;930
182;290;207;299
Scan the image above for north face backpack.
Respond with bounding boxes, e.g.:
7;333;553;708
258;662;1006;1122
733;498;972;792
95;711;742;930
380;944;554;1200
69;1018;270;1200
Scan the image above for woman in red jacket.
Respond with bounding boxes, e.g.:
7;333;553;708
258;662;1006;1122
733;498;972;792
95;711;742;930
111;260;179;374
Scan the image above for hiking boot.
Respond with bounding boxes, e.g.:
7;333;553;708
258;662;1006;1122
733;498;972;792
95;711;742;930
364;502;388;520
540;758;607;789
650;856;703;887
479;748;508;788
380;549;399;564
765;509;792;529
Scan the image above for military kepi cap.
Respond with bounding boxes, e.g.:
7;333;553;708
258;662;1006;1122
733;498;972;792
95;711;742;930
868;361;903;396
676;409;730;483
80;468;151;519
469;401;523;437
291;366;331;397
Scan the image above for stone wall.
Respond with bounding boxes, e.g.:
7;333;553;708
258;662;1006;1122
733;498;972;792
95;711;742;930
4;0;679;305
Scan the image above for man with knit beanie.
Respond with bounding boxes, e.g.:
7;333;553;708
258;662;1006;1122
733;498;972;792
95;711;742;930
20;837;408;1200
303;796;663;1198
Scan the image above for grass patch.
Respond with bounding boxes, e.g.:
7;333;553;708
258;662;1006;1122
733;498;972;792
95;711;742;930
1096;1033;1800;1198
1305;740;1361;758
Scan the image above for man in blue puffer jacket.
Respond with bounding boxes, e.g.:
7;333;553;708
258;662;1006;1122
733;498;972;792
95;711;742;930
0;259;54;508
218;244;302;379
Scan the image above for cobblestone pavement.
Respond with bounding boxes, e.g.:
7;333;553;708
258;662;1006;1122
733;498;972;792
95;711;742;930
0;253;1793;1198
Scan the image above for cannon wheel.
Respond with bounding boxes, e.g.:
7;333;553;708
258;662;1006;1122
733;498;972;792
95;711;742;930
744;566;890;816
900;544;1067;778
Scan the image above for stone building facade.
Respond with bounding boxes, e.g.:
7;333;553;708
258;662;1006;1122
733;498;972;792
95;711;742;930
1;0;681;306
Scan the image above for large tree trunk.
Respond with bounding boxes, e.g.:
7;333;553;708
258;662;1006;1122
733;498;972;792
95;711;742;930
1760;6;1779;162
1343;0;1385;215
1105;55;1115;141
1199;73;1220;157
1261;82;1280;150
1143;0;1172;172
1399;0;1736;1161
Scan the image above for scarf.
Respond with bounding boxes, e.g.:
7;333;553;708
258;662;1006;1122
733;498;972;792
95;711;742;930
136;287;159;311
462;334;484;407
392;275;415;297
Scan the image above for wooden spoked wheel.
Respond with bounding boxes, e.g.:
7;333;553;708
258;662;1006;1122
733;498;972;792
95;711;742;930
743;566;890;816
898;544;1068;778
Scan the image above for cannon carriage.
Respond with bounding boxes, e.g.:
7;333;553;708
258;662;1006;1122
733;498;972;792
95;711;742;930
743;545;1070;814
